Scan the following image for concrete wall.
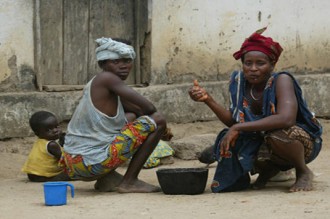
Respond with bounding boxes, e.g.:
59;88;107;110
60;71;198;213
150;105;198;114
1;0;330;138
2;74;330;139
150;0;330;84
0;91;82;138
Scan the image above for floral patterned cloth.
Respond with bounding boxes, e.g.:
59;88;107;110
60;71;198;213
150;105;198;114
143;140;174;168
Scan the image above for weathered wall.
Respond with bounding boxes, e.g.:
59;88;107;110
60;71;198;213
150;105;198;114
0;0;36;92
150;0;330;84
1;0;330;138
2;1;330;88
0;91;82;138
2;74;330;139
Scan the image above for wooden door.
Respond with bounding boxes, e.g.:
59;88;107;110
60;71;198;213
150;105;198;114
34;0;147;91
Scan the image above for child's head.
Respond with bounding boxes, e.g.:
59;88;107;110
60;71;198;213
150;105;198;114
29;111;62;140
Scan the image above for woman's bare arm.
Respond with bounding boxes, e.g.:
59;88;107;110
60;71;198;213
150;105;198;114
104;73;157;115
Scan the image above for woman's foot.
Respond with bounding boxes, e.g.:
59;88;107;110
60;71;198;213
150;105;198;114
269;169;295;182
289;168;314;192
117;179;161;193
251;160;280;190
198;146;215;164
94;171;123;192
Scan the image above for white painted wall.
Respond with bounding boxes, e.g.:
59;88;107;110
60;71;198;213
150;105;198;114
1;0;329;86
0;0;34;82
150;0;330;84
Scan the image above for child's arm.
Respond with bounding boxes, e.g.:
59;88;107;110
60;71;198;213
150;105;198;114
47;141;62;160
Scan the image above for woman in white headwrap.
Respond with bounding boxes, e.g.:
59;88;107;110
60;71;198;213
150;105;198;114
60;37;167;193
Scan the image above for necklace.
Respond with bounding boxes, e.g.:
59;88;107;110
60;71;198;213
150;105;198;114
250;85;261;101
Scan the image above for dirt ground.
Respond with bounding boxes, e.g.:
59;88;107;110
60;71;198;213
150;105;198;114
0;119;330;219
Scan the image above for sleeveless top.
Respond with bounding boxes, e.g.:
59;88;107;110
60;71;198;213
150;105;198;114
64;77;127;165
22;138;63;177
229;71;322;138
211;71;323;192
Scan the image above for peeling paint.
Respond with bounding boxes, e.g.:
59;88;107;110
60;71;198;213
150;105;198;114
151;1;330;84
296;31;302;49
0;0;34;90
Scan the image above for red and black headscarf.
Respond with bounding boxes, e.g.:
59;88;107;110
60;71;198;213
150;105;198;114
233;27;283;63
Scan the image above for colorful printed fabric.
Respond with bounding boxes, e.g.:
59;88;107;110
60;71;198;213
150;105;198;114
233;27;283;63
211;71;323;193
266;126;314;162
143;140;174;168
59;116;155;179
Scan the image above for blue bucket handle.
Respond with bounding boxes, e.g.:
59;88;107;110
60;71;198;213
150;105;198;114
65;182;75;198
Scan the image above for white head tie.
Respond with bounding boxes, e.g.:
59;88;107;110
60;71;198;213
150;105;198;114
95;37;136;61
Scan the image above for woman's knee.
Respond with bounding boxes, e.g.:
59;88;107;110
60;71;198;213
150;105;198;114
150;112;167;130
266;131;305;165
266;129;304;151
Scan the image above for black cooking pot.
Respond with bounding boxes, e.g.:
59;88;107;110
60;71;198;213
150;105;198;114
156;168;208;195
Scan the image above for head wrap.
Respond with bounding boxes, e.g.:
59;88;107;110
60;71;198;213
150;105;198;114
95;37;136;61
233;27;283;63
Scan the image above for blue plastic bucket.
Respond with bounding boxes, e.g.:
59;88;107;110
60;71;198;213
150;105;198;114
43;182;74;206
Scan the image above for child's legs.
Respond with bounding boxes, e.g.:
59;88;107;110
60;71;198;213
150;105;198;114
49;171;72;181
27;171;71;182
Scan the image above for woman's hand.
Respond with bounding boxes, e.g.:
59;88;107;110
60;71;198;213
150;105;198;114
219;127;239;157
188;79;209;102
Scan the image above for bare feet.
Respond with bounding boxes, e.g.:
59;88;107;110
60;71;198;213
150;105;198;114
94;171;123;192
117;179;161;193
289;168;314;192
251;160;280;190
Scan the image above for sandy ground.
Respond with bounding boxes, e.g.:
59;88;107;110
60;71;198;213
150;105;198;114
0;120;330;219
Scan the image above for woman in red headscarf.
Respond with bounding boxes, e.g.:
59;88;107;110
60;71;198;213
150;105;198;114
189;27;322;193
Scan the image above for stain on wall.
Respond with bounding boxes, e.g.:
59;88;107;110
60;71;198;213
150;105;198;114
0;0;34;91
150;0;330;85
1;0;330;89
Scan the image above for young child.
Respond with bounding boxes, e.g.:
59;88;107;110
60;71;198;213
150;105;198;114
22;111;70;182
